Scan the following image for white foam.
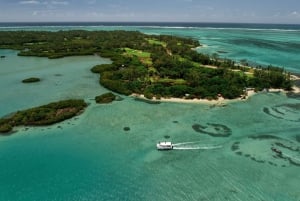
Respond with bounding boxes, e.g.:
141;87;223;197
172;141;202;146
173;145;222;150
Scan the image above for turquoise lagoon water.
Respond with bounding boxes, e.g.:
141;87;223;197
0;24;300;201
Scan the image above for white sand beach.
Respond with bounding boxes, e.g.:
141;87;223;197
131;89;256;105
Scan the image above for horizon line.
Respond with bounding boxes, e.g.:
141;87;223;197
0;21;300;25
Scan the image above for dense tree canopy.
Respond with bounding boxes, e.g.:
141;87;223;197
95;92;116;104
0;30;292;99
0;99;87;134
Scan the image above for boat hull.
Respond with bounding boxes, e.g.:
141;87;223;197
156;142;173;150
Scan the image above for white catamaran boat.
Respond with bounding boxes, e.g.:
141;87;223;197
157;141;173;150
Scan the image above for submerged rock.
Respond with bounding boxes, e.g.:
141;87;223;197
217;50;228;54
123;127;130;131
22;77;41;83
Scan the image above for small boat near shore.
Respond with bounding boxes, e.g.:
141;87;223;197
157;141;173;150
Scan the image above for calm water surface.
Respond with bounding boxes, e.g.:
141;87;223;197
0;24;300;201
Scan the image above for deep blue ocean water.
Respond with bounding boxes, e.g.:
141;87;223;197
0;23;300;201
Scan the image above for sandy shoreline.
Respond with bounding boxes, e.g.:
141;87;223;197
131;89;256;105
291;74;300;93
292;86;300;93
131;86;300;105
131;74;300;105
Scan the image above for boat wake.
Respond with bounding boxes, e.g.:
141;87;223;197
157;140;223;151
172;141;202;146
173;145;222;150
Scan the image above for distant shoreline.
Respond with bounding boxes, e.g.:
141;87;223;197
0;21;300;27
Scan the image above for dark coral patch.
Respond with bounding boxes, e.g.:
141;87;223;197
231;142;240;151
249;135;281;140
134;98;161;104
22;77;41;83
123;127;130;131
275;142;300;152
192;123;231;137
263;104;300;122
295;135;300;143
232;135;300;167
287;92;300;99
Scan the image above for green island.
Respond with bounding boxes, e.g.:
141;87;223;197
0;99;87;134
22;77;41;83
95;92;116;104
0;30;293;100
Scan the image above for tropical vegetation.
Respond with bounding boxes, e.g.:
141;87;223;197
0;30;292;100
95;92;116;104
0;99;87;134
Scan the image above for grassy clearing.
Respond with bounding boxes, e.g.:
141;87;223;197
175;55;200;67
147;39;167;47
124;47;150;57
156;78;187;85
123;48;152;65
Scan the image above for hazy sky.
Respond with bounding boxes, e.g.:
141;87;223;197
0;0;300;23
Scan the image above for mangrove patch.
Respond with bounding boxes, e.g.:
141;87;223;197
95;92;116;104
0;99;87;134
